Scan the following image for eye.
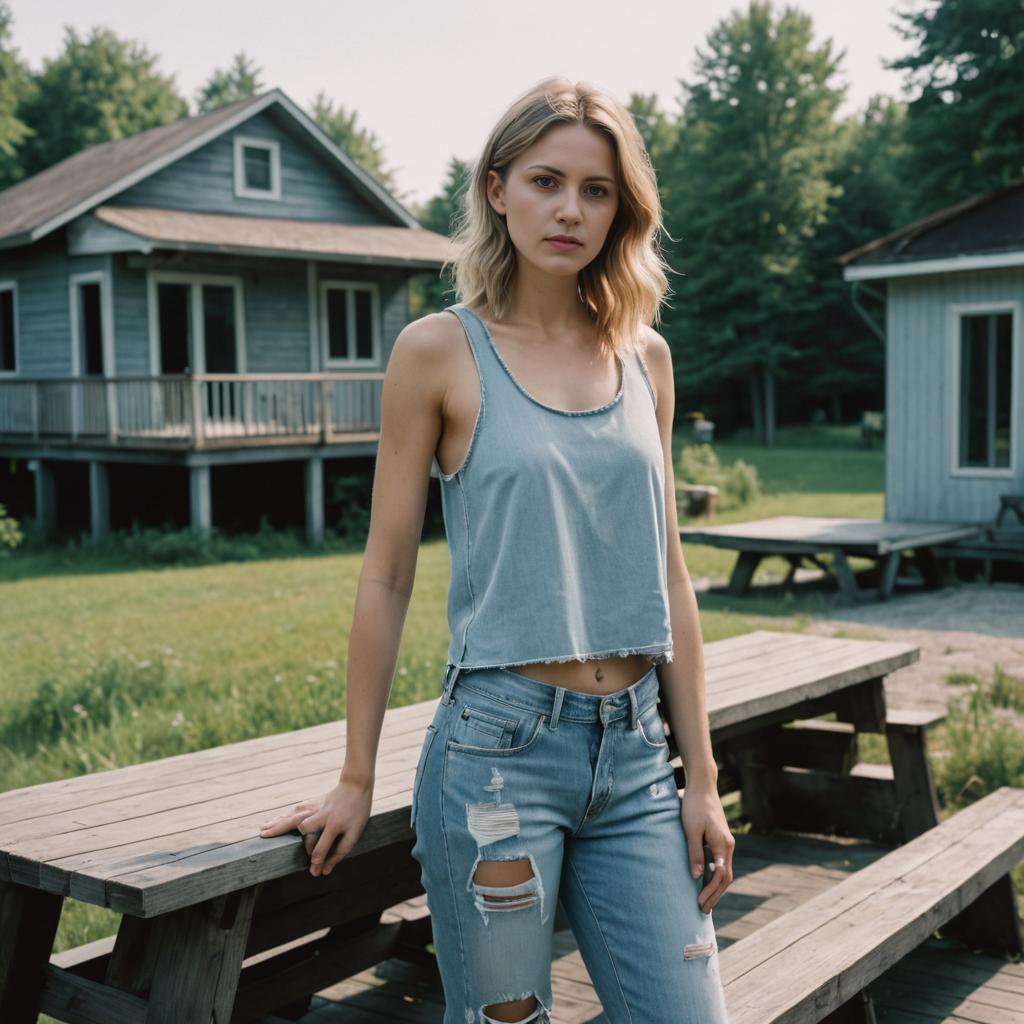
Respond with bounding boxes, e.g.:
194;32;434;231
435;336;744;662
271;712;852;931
532;175;609;199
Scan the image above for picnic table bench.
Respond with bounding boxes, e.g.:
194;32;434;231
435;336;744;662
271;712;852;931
0;629;1004;1024
679;515;979;603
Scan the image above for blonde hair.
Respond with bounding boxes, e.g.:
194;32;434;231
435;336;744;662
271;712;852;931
442;76;672;356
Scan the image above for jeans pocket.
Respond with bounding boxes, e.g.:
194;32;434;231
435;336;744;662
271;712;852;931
636;701;669;750
410;723;438;829
446;694;546;757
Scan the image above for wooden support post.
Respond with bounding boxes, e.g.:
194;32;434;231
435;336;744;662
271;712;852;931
304;455;324;547
821;987;878;1024
189;464;212;537
834;677;887;734
728;551;762;595
878;550;901;601
884;718;941;841
89;460;111;542
103;886;259;1023
830;549;862;605
33;458;57;539
941;872;1024;958
0;880;65;1024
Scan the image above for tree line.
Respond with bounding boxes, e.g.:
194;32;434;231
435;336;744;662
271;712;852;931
0;1;1021;442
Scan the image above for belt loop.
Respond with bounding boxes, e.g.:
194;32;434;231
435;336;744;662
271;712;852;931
442;663;461;705
549;686;566;730
628;685;639;730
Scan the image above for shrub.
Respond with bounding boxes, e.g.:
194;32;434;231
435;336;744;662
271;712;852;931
0;503;23;554
678;443;761;513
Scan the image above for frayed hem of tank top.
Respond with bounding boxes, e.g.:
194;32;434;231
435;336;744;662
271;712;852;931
456;646;674;671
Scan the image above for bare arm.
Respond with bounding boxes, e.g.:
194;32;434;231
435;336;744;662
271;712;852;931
339;314;450;786
258;312;451;874
643;327;735;912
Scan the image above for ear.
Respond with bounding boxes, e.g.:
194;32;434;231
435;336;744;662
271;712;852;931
485;168;507;217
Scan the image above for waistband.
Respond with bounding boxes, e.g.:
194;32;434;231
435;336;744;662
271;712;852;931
441;661;661;730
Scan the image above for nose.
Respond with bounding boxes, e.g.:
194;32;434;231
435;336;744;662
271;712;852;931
557;193;582;224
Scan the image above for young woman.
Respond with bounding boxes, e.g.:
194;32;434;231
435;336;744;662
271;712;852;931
259;77;734;1024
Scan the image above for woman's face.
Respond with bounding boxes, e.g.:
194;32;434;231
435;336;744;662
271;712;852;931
487;122;620;276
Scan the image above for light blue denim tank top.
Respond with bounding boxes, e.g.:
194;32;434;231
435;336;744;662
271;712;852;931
435;303;674;671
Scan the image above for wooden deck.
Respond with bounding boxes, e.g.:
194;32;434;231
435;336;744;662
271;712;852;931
679;515;981;603
253;829;1024;1023
0;372;384;452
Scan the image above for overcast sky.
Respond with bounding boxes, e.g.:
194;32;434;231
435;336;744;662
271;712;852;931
9;0;917;209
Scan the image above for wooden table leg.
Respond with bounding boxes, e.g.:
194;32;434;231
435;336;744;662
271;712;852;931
104;885;260;1023
0;879;64;1024
884;717;941;841
830;549;863;605
878;551;901;601
728;551;762;596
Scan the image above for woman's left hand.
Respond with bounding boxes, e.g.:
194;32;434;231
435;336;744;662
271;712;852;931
681;782;735;914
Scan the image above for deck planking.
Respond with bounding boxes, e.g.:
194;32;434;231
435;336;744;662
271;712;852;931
254;829;1024;1023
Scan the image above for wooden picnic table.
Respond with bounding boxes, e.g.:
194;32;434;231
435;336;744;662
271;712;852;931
679;514;980;603
0;630;928;1023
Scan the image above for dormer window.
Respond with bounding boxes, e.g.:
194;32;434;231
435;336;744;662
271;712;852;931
233;136;281;200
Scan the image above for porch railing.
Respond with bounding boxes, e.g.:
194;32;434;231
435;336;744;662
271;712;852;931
0;373;385;448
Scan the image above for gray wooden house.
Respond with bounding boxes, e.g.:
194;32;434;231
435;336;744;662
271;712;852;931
839;182;1022;546
0;87;455;543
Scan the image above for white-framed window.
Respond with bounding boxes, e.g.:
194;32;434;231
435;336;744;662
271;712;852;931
146;271;246;375
0;280;17;376
319;281;380;366
948;301;1019;477
69;270;113;377
233;135;281;201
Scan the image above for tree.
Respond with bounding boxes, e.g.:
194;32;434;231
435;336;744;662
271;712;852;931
793;95;914;424
411;155;473;315
890;0;1024;215
309;90;402;198
0;2;33;189
17;26;186;177
195;52;263;114
661;1;845;444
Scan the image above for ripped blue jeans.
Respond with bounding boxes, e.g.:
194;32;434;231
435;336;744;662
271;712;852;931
409;662;730;1024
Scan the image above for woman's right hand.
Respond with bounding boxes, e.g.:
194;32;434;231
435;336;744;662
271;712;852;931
257;777;374;877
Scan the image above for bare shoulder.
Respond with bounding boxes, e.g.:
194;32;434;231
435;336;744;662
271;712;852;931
391;308;463;365
636;324;673;409
387;309;464;399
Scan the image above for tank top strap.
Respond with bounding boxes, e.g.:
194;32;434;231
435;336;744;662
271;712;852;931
443;303;507;391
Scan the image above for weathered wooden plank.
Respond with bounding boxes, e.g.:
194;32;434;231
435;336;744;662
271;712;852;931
1;711;434;847
0;698;435;826
36;964;148;1024
720;786;1024;1024
680;515;979;554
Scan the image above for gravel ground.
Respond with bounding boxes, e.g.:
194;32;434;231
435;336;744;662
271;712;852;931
804;582;1024;714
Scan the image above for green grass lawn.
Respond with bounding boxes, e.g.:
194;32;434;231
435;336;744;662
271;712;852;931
0;423;884;793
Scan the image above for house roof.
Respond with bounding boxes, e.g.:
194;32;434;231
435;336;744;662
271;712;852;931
83;205;457;268
839;179;1024;281
0;88;422;249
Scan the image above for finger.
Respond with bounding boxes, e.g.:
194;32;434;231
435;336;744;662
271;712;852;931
321;829;361;875
699;846;732;911
310;827;340;876
258;811;304;836
686;835;705;880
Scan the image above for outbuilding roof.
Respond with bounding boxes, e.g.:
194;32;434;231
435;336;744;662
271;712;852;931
839;179;1024;280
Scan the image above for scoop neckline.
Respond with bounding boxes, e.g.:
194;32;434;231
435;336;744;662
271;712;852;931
461;304;624;417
